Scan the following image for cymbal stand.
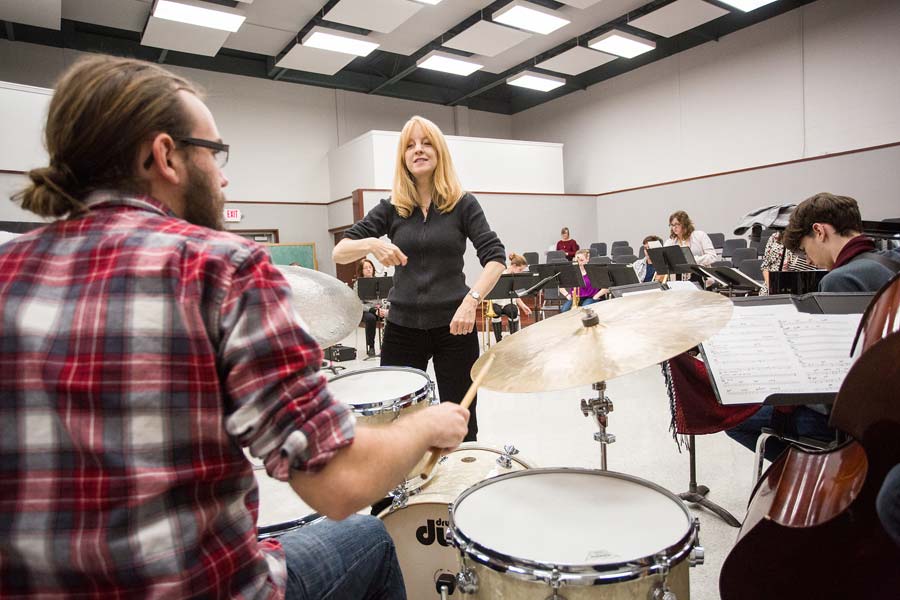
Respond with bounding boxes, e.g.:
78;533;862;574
678;434;741;527
581;381;615;471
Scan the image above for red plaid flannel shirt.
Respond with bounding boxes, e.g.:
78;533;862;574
0;192;354;599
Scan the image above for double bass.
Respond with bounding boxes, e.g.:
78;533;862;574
720;273;900;599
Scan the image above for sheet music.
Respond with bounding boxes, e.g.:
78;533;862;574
701;304;861;405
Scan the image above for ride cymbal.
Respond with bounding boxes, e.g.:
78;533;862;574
472;290;732;392
276;265;363;349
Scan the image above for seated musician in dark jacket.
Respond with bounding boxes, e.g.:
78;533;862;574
727;192;900;461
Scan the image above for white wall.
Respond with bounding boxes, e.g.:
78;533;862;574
0;81;51;171
511;0;900;195
327;197;354;231
367;131;565;197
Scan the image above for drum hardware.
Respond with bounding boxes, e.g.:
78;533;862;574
546;568;566;600
688;519;705;567
435;572;457;600
580;382;615;471
496;444;520;469
456;552;478;595
651;553;677;600
389;480;410;510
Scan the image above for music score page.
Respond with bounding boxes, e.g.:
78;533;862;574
701;304;861;405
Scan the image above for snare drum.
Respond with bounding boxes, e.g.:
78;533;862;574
379;443;533;600
329;366;435;426
449;469;702;599
330;366;436;492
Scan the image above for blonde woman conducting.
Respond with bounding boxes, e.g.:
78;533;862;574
333;116;506;441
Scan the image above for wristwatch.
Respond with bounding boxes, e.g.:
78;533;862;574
468;289;481;301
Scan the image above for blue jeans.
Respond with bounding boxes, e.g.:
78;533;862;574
560;297;598;312
725;405;833;462
878;464;900;548
281;515;406;600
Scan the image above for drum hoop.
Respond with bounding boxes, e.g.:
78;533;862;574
329;366;434;415
257;513;324;541
390;443;535;506
448;468;697;586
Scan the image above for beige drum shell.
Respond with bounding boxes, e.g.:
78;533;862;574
462;557;688;599
451;469;695;600
380;444;533;600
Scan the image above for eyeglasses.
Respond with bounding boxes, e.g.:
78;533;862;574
174;136;229;168
142;135;230;170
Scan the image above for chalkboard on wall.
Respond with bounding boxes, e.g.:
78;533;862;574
265;243;318;270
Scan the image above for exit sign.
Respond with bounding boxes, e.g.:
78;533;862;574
223;208;242;222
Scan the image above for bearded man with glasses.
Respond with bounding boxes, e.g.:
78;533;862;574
0;55;468;599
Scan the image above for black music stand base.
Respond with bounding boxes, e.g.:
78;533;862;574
678;434;742;528
321;359;345;376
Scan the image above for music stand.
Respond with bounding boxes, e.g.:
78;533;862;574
355;276;393;360
530;263;584;289
702;266;763;294
646;246;696;277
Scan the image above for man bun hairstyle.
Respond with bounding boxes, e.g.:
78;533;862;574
15;54;199;218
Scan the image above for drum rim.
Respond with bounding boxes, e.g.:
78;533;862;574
257;513;323;540
383;443;535;512
328;366;434;415
448;467;697;586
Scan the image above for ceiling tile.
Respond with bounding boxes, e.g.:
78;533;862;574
444;20;532;58
240;0;321;32
628;0;729;38
62;0;149;32
141;15;231;57
368;0;485;56
535;45;617;76
324;0;423;34
0;0;61;30
275;44;357;76
555;0;604;8
224;22;297;55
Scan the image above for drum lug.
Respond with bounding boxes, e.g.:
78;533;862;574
388;481;409;510
544;568;567;600
496;444;520;468
651;586;677;600
456;568;478;594
689;518;704;566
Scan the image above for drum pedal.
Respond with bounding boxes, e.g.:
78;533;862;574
435;572;457;597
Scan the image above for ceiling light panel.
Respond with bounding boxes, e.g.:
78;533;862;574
507;71;566;92
302;26;379;56
324;0;423;34
417;51;483;76
629;0;729;38
492;1;570;35
588;30;656;59
411;0;442;4
153;0;245;32
275;44;357;76
0;0;61;30
444;20;532;58
535;45;617;76
717;0;779;11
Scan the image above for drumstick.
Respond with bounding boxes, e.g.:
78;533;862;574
419;354;495;480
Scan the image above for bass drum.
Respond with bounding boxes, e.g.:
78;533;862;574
379;443;532;599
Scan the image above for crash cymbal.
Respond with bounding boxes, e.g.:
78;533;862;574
472;290;733;393
276;265;363;348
